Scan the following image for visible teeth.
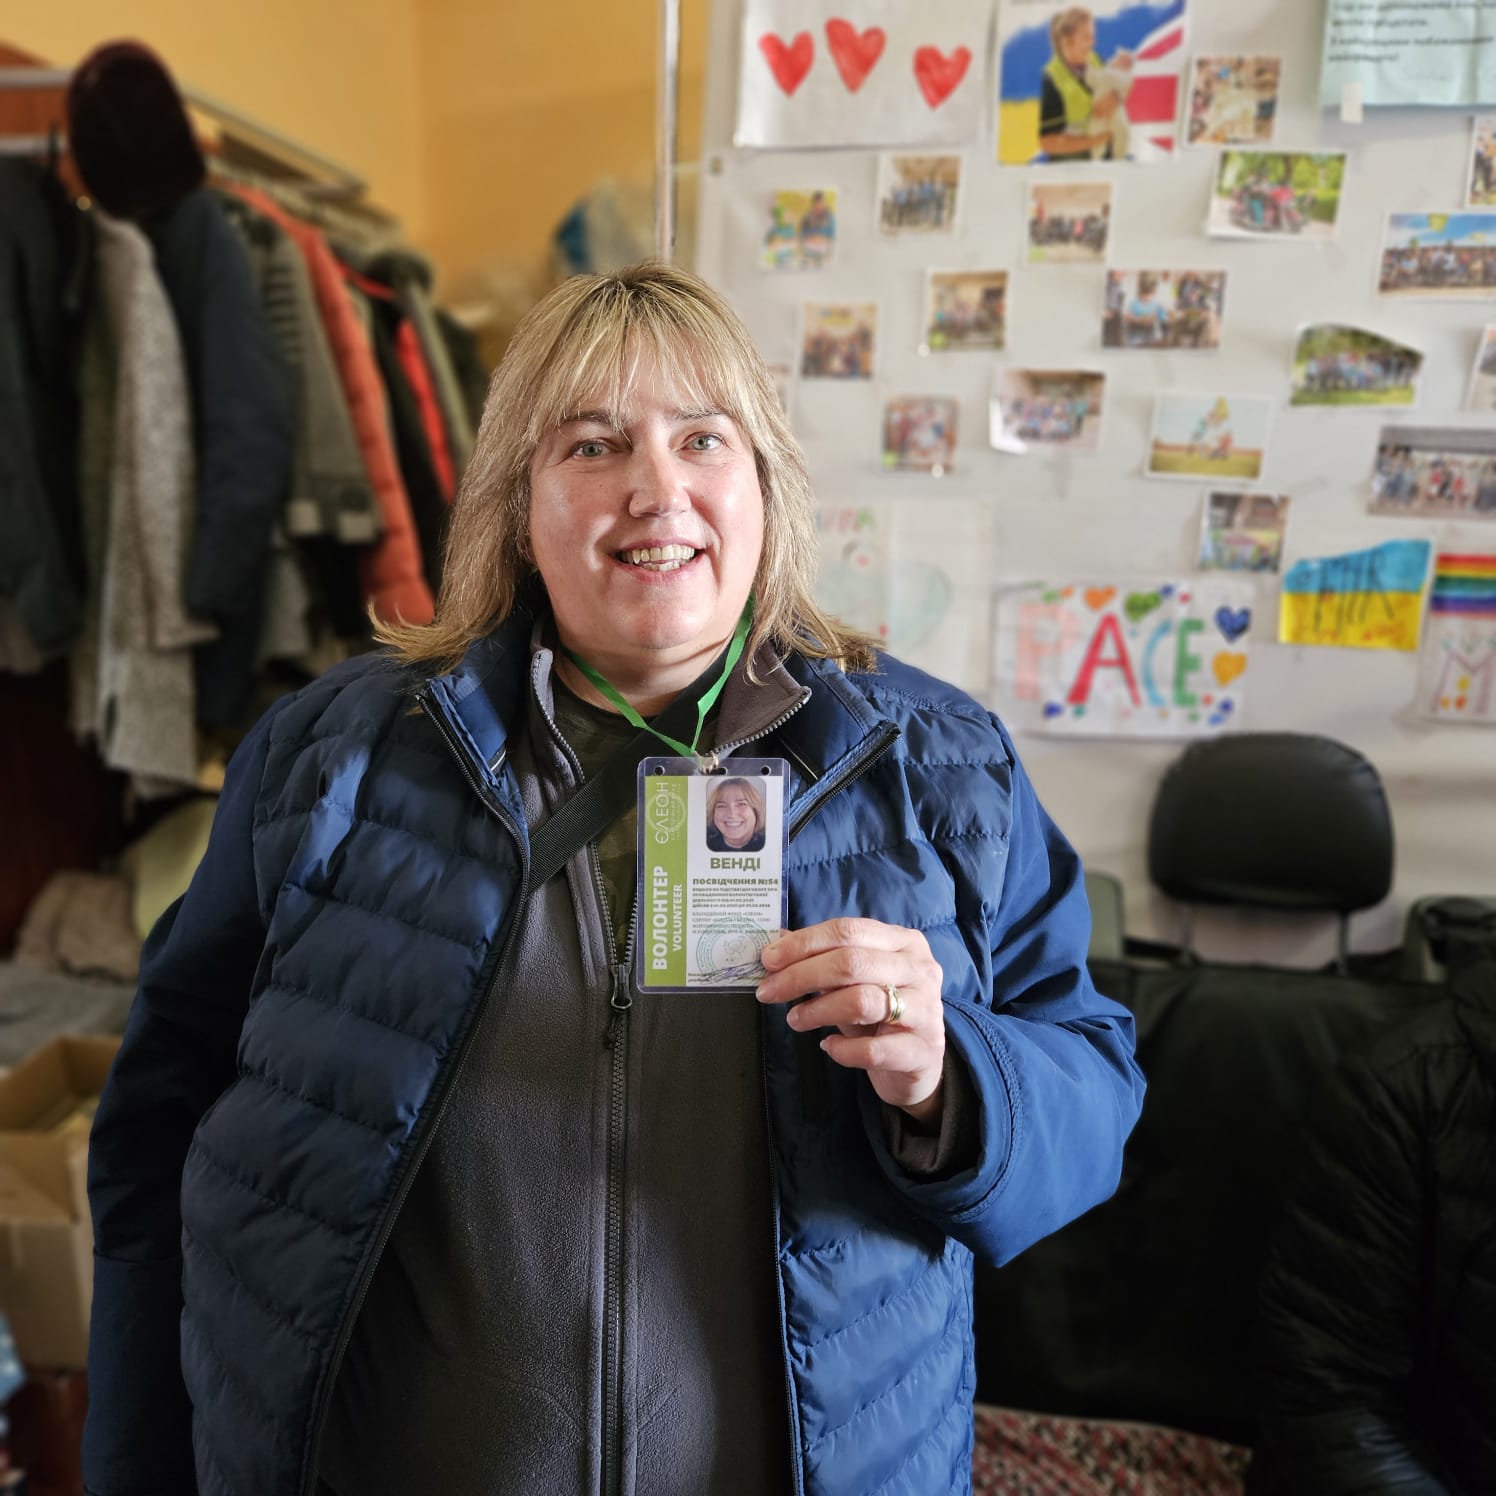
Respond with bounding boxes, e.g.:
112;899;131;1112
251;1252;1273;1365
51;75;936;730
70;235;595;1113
622;544;697;566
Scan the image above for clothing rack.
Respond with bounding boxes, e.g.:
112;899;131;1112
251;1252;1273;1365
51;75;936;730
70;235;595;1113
0;61;368;202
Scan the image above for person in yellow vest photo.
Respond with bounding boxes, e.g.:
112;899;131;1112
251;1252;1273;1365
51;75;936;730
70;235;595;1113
1037;8;1135;161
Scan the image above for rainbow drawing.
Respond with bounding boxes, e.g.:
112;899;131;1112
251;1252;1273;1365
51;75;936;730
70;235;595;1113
1417;551;1496;722
1279;539;1432;651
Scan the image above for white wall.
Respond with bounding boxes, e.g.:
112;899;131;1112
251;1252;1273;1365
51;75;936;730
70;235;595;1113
696;0;1495;963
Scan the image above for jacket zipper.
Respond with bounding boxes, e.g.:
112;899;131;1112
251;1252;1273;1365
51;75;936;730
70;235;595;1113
762;718;901;1496
299;691;528;1495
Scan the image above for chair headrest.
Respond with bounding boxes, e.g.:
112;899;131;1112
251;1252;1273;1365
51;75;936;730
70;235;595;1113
1148;733;1393;913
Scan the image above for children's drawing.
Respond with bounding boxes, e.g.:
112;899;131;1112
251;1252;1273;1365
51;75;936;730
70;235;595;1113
997;0;1188;167
1146;392;1271;482
994;578;1254;738
816;499;992;687
761;189;838;271
1279;539;1432;651
1416;550;1496;724
736;2;987;150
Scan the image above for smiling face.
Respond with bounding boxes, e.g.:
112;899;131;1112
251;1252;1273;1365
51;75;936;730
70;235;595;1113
528;353;765;707
710;780;762;848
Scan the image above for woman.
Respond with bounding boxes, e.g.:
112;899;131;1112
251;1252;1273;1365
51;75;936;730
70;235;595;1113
706;775;766;852
83;264;1144;1496
1037;7;1134;162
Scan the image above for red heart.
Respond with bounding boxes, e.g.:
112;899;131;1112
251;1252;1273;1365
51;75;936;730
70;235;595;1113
759;30;814;96
825;19;886;93
913;44;972;109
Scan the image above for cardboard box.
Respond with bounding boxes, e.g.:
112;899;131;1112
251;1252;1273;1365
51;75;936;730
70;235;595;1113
0;1035;120;1369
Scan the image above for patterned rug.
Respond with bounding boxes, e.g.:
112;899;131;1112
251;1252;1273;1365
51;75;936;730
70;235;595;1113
973;1405;1252;1495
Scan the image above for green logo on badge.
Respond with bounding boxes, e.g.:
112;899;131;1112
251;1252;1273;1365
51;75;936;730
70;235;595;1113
645;776;688;846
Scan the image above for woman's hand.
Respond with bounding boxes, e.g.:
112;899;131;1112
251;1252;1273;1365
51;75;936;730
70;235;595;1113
757;919;947;1127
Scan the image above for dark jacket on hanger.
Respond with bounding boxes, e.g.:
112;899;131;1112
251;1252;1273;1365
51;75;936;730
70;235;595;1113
0;160;90;663
145;188;295;729
1252;956;1496;1495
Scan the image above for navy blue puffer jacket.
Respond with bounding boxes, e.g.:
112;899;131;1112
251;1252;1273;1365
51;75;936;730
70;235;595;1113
83;618;1144;1496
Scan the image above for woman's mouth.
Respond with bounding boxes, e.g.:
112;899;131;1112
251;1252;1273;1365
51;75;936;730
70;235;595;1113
615;544;699;573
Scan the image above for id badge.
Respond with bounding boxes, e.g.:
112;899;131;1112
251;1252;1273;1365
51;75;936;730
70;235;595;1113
635;757;789;992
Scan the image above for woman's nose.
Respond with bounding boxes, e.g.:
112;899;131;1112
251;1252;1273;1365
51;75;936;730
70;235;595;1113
626;443;691;516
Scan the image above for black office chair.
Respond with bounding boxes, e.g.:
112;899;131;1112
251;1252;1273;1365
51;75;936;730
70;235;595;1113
1146;733;1395;972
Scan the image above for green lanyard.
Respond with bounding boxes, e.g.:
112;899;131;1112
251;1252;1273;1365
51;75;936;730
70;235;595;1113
563;600;753;759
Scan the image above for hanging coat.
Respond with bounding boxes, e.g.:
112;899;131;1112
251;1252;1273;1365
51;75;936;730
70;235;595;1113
145;188;295;729
226;184;434;627
0;160;89;663
72;211;215;792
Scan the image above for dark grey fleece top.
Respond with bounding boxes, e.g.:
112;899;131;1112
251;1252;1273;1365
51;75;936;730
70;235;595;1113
318;639;973;1495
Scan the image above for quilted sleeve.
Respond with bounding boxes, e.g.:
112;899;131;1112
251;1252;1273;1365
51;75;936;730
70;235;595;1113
863;719;1145;1266
1252;1047;1451;1495
83;698;289;1496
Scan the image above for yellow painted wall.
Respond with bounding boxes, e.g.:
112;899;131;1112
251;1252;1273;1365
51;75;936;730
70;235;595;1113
6;2;704;303
6;0;428;238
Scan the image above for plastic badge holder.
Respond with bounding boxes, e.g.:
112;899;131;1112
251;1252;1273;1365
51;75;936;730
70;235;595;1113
635;757;789;993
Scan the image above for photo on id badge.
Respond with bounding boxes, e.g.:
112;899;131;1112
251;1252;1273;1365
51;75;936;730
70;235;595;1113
637;761;787;992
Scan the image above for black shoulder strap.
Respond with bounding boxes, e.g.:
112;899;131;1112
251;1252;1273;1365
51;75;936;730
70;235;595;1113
524;652;727;890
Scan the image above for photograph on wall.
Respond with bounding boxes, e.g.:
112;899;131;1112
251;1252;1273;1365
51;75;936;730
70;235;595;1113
876;153;963;235
1370;426;1496;520
1378;213;1496;299
1280;539;1431;652
996;0;1188;166
1206;150;1346;240
882;396;960;473
735;3;987;151
992;576;1254;739
816;498;993;688
1416;548;1496;725
1025;180;1114;263
1146;392;1271;482
760;189;838;271
1289;325;1423;408
1319;0;1496;110
921;270;1008;352
1197;491;1291;572
1467;325;1496;411
800;303;877;380
1469;117;1496;208
990;368;1107;454
1102;269;1226;350
1184;55;1282;146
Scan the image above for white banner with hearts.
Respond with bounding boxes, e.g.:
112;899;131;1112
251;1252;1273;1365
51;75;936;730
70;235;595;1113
994;578;1255;738
736;1;992;149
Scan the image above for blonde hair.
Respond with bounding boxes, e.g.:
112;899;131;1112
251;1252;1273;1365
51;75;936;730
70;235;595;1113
706;775;766;839
1049;7;1093;48
376;262;877;676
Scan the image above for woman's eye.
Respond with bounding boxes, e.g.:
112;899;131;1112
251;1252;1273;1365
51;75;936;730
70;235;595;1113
688;432;724;451
573;439;608;457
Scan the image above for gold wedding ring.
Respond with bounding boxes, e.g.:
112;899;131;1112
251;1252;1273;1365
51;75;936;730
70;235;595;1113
884;984;905;1025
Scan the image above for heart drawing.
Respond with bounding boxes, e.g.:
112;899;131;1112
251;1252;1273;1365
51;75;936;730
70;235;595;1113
1083;586;1117;611
1214;605;1251;644
825;19;885;93
1213;652;1247;687
913;44;972;108
1123;590;1162;624
759;31;814;96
